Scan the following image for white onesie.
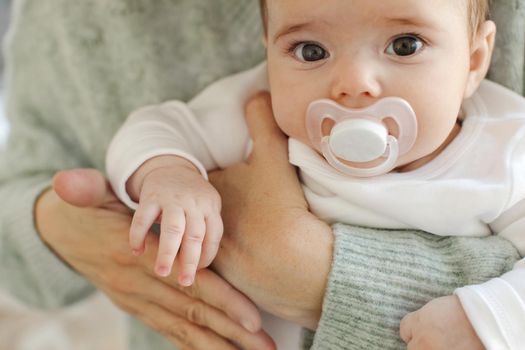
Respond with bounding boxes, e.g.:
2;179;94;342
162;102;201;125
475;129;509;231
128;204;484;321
107;63;525;349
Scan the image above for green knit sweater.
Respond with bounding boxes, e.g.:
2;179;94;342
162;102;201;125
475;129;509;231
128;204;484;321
0;1;523;349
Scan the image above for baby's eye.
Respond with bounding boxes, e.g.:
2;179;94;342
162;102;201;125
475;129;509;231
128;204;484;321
293;42;329;62
385;35;424;57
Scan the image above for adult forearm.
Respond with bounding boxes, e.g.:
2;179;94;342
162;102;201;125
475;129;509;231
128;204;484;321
214;207;333;329
216;208;520;350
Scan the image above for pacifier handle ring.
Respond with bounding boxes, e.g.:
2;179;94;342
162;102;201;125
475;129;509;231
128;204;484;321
321;135;399;177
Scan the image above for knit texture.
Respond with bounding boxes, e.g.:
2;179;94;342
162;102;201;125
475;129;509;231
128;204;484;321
306;225;520;350
0;1;264;348
0;0;264;307
0;1;523;350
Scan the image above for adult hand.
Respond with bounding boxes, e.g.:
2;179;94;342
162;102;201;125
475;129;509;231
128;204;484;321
400;295;484;350
35;168;275;350
210;92;334;330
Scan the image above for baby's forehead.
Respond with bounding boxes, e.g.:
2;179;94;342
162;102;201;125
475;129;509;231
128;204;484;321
266;0;471;35
266;0;468;21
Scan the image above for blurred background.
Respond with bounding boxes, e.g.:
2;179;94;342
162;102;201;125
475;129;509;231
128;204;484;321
0;1;128;349
0;0;9;74
0;0;10;144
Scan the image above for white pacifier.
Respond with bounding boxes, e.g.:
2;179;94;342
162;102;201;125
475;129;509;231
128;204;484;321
306;97;417;177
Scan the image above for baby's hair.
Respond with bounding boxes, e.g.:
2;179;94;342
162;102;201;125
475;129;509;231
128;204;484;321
258;0;490;41
468;0;491;40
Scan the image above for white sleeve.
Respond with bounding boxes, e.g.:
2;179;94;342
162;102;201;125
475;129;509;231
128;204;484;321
106;62;269;210
455;200;525;349
106;101;218;210
454;115;525;349
455;260;525;350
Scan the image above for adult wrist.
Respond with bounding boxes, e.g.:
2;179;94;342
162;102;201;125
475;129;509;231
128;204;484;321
214;207;331;329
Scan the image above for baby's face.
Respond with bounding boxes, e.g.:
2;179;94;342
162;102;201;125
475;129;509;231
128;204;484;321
265;0;479;170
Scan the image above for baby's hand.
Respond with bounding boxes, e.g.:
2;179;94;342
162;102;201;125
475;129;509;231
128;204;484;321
129;158;223;286
399;295;484;350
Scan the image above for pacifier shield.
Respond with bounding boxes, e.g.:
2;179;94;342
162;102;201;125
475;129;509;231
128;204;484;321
305;97;417;177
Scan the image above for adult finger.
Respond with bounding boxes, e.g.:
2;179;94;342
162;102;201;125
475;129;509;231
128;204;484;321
53;168;112;208
189;270;263;333
399;311;416;343
115;292;240;350
155;206;186;276
143;235;263;333
142;276;275;350
244;92;288;162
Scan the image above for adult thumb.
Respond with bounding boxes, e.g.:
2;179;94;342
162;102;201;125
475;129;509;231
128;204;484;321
244;91;288;163
53;168;114;208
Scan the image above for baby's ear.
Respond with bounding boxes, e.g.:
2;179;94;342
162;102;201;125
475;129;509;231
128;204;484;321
464;20;496;98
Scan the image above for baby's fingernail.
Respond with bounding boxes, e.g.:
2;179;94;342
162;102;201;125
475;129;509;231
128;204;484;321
179;275;193;286
241;318;258;333
132;249;142;256
156;266;170;277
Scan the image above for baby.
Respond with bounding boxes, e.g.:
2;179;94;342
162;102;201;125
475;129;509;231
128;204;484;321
107;0;525;348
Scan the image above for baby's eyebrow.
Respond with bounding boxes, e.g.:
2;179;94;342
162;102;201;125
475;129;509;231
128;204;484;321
272;19;329;44
273;23;307;43
383;15;436;29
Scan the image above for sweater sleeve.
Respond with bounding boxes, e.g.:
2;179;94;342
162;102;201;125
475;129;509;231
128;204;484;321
0;0;267;315
1;0;267;310
0;0;98;307
305;224;520;350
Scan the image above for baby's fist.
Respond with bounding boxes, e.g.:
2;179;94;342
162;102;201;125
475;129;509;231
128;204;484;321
400;295;483;350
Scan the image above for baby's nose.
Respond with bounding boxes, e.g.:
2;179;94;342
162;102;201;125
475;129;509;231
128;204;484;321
329;56;382;106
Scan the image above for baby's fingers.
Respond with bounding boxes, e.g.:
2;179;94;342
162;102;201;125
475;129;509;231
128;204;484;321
130;203;161;255
199;212;224;268
400;311;417;344
155;206;186;277
178;210;206;287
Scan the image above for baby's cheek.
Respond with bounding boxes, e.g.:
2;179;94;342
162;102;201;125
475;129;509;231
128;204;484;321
272;103;307;139
272;104;293;135
278;112;310;145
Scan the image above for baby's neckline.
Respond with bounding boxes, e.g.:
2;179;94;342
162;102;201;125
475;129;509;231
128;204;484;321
395;119;463;173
